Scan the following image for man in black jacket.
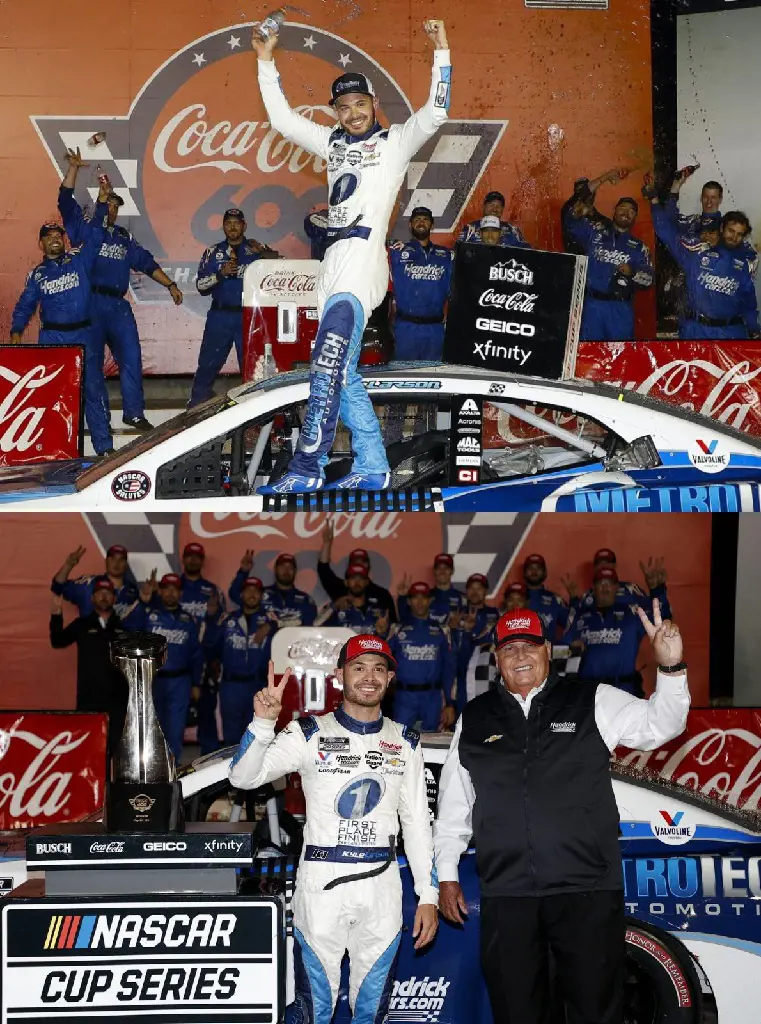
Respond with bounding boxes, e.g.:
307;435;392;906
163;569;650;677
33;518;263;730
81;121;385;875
434;603;690;1024
316;519;397;622
50;576;128;758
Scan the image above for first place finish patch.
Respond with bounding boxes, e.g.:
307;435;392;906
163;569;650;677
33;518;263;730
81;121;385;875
111;470;152;501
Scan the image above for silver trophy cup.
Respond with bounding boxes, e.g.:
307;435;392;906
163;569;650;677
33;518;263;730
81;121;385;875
105;631;184;832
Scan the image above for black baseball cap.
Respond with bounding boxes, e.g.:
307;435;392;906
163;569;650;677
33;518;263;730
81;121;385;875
106;191;125;207
616;196;639;212
223;208;245;221
484;190;505;205
410;206;434;221
39;223;64;240
330;72;375;105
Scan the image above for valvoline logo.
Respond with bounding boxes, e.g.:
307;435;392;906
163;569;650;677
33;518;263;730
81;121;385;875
32;22;505;318
689;438;728;475
695;440;718;456
651;810;696;846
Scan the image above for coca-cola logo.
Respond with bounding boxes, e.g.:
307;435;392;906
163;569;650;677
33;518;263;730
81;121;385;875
187;511;405;541
32;23;504;319
478;289;538;313
259;272;317;297
89;841;126;854
0;363;66;454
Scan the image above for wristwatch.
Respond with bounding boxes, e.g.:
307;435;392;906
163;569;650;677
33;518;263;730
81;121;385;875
659;661;687;674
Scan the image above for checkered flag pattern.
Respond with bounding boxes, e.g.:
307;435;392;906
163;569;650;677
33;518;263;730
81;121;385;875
444;513;537;597
83;512;181;582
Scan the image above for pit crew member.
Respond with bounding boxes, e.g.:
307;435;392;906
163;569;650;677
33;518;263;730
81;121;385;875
398;552;465;628
457;190;531;247
253;18;451;493
563;169;654;340
317;562;392;635
388;206;453;360
453;573;500;713
229;550;317;627
51;543;139;619
522;553;570;638
318;520;398;622
502;580;530;611
57;146;183;431
565;548;672;620
435;604;690;1024
189;207;280;407
666;170;758;275
228;634;439;1024
9;220;114;455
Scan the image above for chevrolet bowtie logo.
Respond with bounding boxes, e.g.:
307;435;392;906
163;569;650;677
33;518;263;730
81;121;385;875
483;734;503;743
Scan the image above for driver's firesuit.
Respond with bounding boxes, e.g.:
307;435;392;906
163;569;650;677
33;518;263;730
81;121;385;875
256;48;451;489
228;690;438;1021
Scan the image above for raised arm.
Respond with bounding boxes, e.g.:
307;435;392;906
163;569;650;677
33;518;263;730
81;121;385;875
391;19;451;163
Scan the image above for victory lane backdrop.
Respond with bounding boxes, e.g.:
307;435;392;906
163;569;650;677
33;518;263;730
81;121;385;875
0;0;658;366
0;511;711;711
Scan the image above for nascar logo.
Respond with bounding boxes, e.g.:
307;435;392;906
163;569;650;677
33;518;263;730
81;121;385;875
43;912;237;950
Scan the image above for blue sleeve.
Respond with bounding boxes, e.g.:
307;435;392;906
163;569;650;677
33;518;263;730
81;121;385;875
650;202;689;266
561;610;581;647
228;569;247;608
562;199;596;251
57;187;90;247
197;247;221;296
398;595;412;623
128;236;161;277
59;578;88;614
202;615;224;657
121;601;147;630
301;597;317;627
739;266;760;334
512;226;532;250
555;596;572;631
10;270;41;334
75;223;106;276
630;241;654;290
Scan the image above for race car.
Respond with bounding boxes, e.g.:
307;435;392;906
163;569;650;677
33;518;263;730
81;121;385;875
0;364;760;512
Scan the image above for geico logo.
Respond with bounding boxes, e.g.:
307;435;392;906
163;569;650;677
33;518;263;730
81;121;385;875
143;841;187;852
40;964;240;1003
84;912;238;949
475;317;536;337
36;843;71;855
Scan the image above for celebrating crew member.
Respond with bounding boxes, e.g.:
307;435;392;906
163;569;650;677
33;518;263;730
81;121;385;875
318;520;397;622
9;219;114;455
388;207;453;360
398;553;465;628
51;544;139;618
457;190;531;248
502;580;530;611
58;147;183;431
522;553;571;638
453;573;500;713
230;550;317;627
317;562;392;634
203;577;273;747
565;548;672;620
563;169;654;340
189;207;280;408
229;635;438;1023
647;190;760;339
435;604;690;1024
123;573;204;762
388;582;455;730
253;17;451;493
49;581;128;758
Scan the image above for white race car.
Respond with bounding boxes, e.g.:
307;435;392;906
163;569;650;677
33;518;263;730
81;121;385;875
0;364;760;512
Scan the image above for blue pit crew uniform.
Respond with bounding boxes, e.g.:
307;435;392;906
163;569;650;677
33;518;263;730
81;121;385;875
575;579;671;621
229;572;317;627
203;609;273;746
563;203;654;341
388;618;455;730
189;239;265;407
399;586;465;629
526;586;571;639
11;228;112;454
388;238;453;360
651;201;761;339
256;47;451;491
122;602;203;761
50;572;139;620
320;598;387;633
457;220;531;248
454;606;501;714
58;186;162;423
666;196;758;276
562;604;647;696
228;706;438;1024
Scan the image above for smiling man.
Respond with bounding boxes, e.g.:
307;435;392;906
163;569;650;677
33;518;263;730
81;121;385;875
228;634;438;1024
434;603;690;1024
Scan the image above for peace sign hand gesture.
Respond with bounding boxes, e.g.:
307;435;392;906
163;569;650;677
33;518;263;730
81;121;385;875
254;661;292;720
635;599;683;669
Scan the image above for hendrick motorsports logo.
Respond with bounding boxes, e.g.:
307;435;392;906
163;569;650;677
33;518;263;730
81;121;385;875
389;976;451;1021
32;23;507;316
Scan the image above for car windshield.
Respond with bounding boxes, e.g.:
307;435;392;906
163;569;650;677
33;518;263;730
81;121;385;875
75;395;233;490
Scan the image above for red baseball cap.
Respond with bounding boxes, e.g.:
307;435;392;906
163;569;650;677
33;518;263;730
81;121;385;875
593;566;619;584
505;581;528;597
107;545;128;558
241;576;264;591
409;581;431;596
523;553;546;569
337;633;396;669
593;548;617;565
346;562;369;579
348;548;370;563
434;553;454;568
466;573;489;588
495;609;545;650
159;573;182;588
91;575;115;594
183;542;205;557
275;553;297;567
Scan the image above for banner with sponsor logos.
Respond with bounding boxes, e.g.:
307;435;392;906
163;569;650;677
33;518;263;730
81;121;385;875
0;346;83;465
443;243;586;377
0;712;107;830
1;0;657;369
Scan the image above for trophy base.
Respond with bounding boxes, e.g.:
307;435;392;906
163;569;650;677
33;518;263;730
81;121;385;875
104;781;185;833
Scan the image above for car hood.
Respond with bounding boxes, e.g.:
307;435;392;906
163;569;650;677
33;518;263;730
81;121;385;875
0;459;92;499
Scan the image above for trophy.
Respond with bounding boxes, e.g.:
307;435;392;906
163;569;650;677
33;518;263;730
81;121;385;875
104;631;184;833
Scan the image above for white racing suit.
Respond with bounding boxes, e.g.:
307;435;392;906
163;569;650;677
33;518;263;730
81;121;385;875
257;50;452;480
229;706;439;1023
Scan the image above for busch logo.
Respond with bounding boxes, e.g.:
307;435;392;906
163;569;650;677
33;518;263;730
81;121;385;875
35;843;71;855
0;363;65;454
488;260;534;286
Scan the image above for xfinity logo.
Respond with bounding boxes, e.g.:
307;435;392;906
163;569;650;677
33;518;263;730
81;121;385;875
36;843;71;855
474;340;533;365
488;259;534;285
476;317;536;338
204;839;244;853
143;841;187;852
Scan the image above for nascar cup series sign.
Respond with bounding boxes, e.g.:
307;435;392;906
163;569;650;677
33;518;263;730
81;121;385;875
0;896;282;1023
443;243;587;379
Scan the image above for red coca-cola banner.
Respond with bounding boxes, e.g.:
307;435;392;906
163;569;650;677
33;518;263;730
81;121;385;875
615;708;761;811
0;345;83;465
0;712;107;829
575;341;761;437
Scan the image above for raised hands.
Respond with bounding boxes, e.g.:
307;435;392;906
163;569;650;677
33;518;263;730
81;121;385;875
640;556;666;591
423;18;448;49
255;661;291;720
139;569;158;604
635;599;683;669
240;549;255;574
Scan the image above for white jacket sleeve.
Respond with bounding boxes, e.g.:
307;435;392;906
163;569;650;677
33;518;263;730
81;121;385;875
595;669;691;752
228;716;307;788
389;49;451;164
257;59;332;161
398;742;439;906
432;717;475;883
